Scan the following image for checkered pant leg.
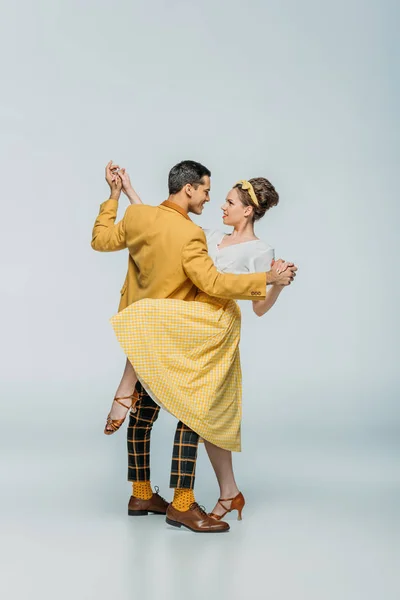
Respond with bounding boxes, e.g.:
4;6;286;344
170;421;200;489
127;382;160;482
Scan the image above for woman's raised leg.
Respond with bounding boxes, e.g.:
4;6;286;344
104;358;138;434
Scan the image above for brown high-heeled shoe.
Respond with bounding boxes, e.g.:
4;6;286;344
209;492;245;521
104;393;137;435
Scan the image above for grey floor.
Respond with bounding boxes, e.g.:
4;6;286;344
1;385;399;600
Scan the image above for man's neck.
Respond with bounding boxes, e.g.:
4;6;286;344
167;194;189;214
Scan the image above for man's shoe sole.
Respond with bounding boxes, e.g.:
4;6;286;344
128;509;167;516
165;517;229;533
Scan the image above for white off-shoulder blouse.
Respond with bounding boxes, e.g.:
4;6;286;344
204;229;275;274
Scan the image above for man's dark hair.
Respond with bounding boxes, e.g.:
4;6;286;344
168;160;211;195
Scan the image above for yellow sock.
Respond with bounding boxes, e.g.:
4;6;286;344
172;488;196;511
133;481;153;500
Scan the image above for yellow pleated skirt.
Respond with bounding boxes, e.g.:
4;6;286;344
110;294;242;451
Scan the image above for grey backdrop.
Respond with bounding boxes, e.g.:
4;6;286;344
1;1;398;599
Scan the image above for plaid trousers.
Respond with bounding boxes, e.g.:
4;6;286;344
127;382;199;489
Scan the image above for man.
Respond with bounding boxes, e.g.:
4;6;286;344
92;160;296;533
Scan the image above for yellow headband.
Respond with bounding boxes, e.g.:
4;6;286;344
234;180;259;207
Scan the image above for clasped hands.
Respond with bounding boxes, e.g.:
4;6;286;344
105;160;133;199
270;259;297;286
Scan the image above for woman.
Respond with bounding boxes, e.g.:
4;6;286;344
105;165;293;520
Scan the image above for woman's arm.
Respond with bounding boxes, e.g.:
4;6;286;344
252;285;284;317
252;258;294;316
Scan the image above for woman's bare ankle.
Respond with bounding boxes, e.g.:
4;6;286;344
115;377;137;399
219;484;240;501
108;381;136;422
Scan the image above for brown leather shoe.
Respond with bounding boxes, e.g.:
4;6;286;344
166;502;230;533
128;488;169;516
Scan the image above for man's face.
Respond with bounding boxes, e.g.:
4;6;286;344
187;176;211;215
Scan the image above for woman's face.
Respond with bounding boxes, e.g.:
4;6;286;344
221;188;253;227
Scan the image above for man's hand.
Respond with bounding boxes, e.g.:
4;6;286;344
105;160;120;186
266;259;298;286
105;161;122;200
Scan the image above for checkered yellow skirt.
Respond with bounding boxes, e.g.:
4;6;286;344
110;294;242;451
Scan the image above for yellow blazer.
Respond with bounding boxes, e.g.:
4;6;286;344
91;199;267;312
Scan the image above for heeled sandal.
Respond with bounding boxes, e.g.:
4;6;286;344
209;492;245;521
104;394;137;435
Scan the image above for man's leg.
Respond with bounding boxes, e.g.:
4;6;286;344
127;382;160;496
127;382;168;515
166;422;230;532
170;421;200;510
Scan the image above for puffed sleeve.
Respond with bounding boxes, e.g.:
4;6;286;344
249;245;275;273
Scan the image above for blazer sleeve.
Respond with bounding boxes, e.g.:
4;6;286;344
181;230;267;300
91;199;128;252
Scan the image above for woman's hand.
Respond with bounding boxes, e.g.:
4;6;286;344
117;168;143;205
117;168;133;194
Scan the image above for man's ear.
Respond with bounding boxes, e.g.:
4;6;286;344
185;184;193;198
